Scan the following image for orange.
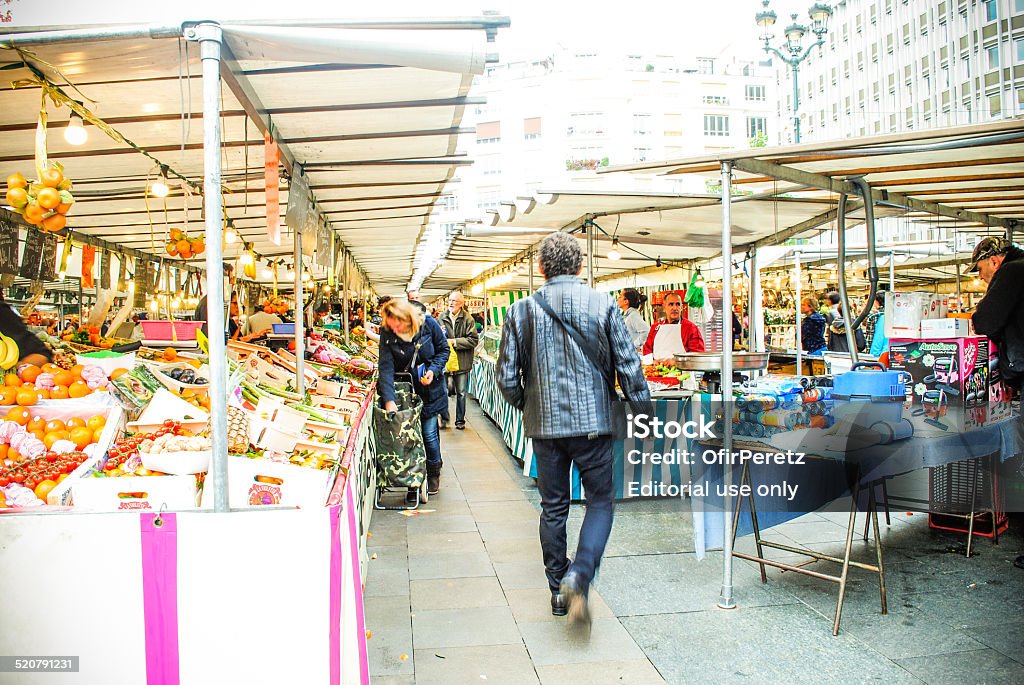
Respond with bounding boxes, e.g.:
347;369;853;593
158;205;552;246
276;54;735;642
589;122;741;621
6;406;30;425
163;348;178;362
36;187;60;209
44;420;67;433
92;428;105;443
109;368;129;380
6;172;27;189
15;388;38;406
67;417;87;429
30;429;46;443
0;387;17;406
70;364;85;380
42;432;63;450
34;479;58;502
5;187;28;208
27;416;46;433
22;203;44;225
0;444;7;459
86;414;106;431
53;370;74;387
41;213;66;233
50;385;70;400
178;247;192;260
166;242;178;256
35;388;51;400
69;426;94;449
7;448;20;461
40;168;63;188
68;381;91;398
4;374;22;387
41;363;60;374
56;202;72;214
19;365;41;384
191;239;205;255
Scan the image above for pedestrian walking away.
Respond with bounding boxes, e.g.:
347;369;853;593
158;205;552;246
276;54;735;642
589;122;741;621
377;299;450;498
497;232;651;632
439;290;480;430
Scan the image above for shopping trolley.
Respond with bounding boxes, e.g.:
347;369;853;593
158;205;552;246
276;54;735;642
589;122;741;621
373;373;428;510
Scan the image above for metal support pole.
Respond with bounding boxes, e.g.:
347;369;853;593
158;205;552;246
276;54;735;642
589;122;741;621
795;251;803;375
749;248;761;353
188;21;229;512
791;63;801;144
586;221;595;287
528;249;535;293
719;161;736;610
889;251;896;291
294;227;305;395
342;249;350;345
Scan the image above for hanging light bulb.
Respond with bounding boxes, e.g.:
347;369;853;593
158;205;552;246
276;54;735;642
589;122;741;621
608;238;621;261
323;284;332;293
240;251;255;267
149;165;170;198
148;299;159;313
261;264;273;279
694;269;706;287
471;283;483;296
302;271;312;283
225;226;239;244
64;109;87;146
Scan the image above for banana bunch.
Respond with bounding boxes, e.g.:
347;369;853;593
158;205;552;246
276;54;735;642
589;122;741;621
0;333;20;371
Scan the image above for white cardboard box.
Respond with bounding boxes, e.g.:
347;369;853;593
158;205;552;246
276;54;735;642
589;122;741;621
71;473;200;511
885;292;948;338
920;318;974;339
199;455;334;508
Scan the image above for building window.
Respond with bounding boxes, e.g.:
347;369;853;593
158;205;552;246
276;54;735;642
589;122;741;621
440;195;459;212
1018;88;1024;113
1016;0;1024;13
476;121;501;144
633;113;653;136
886;33;894;54
902;23;911;45
567;112;605;137
523;117;541;140
920;13;929;35
1016;38;1024;62
990;93;1002;117
703;114;729;136
697;57;715;75
480;156;500;176
745;84;766;101
477;191;499;211
985;1;997;22
702;95;729;105
746;116;767;138
987;45;999;69
632;147;651;162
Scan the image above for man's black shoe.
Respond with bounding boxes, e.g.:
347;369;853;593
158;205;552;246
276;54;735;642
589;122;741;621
551;592;567;616
455;421;466;430
559;571;591;634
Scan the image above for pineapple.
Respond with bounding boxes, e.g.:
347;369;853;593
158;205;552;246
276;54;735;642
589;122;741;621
227;406;250;454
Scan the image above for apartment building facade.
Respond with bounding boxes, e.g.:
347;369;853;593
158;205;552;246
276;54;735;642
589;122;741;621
776;0;1024;143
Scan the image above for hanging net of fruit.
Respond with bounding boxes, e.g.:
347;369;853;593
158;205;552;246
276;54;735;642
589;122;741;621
5;164;74;233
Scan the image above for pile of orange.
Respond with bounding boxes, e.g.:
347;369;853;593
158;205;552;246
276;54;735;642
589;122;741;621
165;227;205;260
5;167;75;233
4;409;106;450
0;363;97;405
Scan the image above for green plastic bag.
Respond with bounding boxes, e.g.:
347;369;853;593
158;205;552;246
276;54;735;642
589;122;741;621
684;270;705;308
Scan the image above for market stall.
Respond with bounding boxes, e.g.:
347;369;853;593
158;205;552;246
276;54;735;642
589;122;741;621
0;15;507;684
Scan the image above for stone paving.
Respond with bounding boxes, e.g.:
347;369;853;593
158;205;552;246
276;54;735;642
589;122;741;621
365;402;1024;684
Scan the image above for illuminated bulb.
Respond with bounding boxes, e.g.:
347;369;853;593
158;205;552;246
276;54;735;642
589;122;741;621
471;283;483;295
608;238;621;261
261;266;273;279
149;166;170;198
302;272;312;283
148;300;158;313
64;110;87;146
225;227;238;244
58;270;66;282
240;251;254;267
323;284;332;293
171;298;181;310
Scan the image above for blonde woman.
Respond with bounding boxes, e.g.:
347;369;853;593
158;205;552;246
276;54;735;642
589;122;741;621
379;299;450;496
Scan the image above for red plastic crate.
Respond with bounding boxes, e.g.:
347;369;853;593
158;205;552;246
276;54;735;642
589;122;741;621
928;460;1008;539
140;320;205;341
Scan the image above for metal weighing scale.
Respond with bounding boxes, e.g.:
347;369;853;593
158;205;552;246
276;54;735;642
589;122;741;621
673;352;771;393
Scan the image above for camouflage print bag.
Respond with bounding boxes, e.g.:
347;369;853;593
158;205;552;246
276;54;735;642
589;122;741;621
373;381;426;487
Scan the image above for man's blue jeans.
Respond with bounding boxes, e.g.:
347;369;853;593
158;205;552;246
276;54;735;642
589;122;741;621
532;435;614;593
442;371;470;424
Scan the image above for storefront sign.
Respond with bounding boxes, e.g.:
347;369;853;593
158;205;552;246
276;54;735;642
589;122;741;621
39;234;57;281
0;219;18;275
19;229;43;279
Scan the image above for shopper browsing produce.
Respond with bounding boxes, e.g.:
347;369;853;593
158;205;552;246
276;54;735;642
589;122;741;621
617;288;650;351
378;299;449;497
970;237;1024;389
0;297;52;369
800;297;827;355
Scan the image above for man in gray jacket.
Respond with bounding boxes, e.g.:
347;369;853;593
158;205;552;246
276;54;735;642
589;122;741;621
497;232;650;629
439;291;480;429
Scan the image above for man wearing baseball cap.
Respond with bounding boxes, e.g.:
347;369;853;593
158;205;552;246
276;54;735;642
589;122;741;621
970;236;1024;390
968;236;1024;570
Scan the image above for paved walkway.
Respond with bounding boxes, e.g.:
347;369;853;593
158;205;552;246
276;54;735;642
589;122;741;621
365;401;1024;684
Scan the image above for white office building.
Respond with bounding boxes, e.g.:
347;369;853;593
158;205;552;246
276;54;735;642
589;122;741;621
773;0;1024;144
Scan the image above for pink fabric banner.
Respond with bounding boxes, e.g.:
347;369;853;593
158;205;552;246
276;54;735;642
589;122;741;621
140;512;180;685
345;485;371;684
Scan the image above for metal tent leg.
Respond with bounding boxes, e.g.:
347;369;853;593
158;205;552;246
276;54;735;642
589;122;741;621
833;476;861;636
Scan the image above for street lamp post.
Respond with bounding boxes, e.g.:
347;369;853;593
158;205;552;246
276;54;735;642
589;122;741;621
755;1;832;144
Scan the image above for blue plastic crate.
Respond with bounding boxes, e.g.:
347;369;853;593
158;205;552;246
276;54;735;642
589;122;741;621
272;323;295;335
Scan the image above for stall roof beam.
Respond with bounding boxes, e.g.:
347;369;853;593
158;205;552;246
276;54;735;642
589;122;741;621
728;158;1017;231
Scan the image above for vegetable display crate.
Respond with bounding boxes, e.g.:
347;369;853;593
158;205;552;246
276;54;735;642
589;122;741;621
928;459;1008;539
